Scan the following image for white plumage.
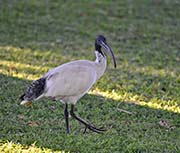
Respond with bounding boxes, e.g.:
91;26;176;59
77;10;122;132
20;35;116;133
43;52;106;104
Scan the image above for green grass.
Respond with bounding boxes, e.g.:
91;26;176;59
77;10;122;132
0;0;180;152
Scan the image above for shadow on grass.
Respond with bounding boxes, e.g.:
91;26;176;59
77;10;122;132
0;73;180;152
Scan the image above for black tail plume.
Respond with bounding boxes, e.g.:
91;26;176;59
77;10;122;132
19;93;25;100
20;77;46;101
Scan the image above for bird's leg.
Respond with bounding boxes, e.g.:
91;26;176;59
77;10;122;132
70;105;106;133
64;103;70;134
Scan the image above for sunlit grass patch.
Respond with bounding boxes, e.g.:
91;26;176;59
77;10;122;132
0;141;64;153
0;60;50;80
90;88;180;113
0;45;74;80
121;63;179;79
0;46;73;67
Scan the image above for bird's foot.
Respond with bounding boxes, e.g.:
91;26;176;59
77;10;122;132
70;105;106;134
66;128;70;134
83;124;106;134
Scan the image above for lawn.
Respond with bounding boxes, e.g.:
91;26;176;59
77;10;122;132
0;0;180;152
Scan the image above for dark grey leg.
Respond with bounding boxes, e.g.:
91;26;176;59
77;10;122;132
70;105;106;133
64;103;70;134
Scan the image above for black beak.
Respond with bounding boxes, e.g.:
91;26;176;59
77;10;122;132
100;41;117;68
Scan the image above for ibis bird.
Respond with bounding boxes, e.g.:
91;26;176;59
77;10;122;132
20;35;116;134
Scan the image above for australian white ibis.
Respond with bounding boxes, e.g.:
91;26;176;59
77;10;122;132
20;35;116;134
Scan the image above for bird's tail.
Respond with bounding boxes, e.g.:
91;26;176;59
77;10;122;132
19;93;25;101
19;93;32;106
20;77;46;106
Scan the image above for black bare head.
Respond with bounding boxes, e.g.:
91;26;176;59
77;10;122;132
95;35;116;68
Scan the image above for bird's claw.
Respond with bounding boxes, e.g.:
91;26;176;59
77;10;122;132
83;124;106;134
83;126;87;134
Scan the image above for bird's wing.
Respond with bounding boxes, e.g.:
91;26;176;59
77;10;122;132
44;62;97;98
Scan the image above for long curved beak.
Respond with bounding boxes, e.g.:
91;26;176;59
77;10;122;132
100;41;117;68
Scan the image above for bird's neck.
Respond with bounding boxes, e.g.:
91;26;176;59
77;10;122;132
95;51;107;79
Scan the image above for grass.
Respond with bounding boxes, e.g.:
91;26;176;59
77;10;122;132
0;0;180;152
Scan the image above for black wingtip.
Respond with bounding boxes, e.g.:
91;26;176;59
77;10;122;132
19;93;25;100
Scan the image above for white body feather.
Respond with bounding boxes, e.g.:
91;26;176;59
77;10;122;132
37;51;107;105
20;35;116;134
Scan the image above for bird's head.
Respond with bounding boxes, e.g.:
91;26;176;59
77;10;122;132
95;35;116;68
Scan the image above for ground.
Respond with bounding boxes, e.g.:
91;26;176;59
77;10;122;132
0;0;180;152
